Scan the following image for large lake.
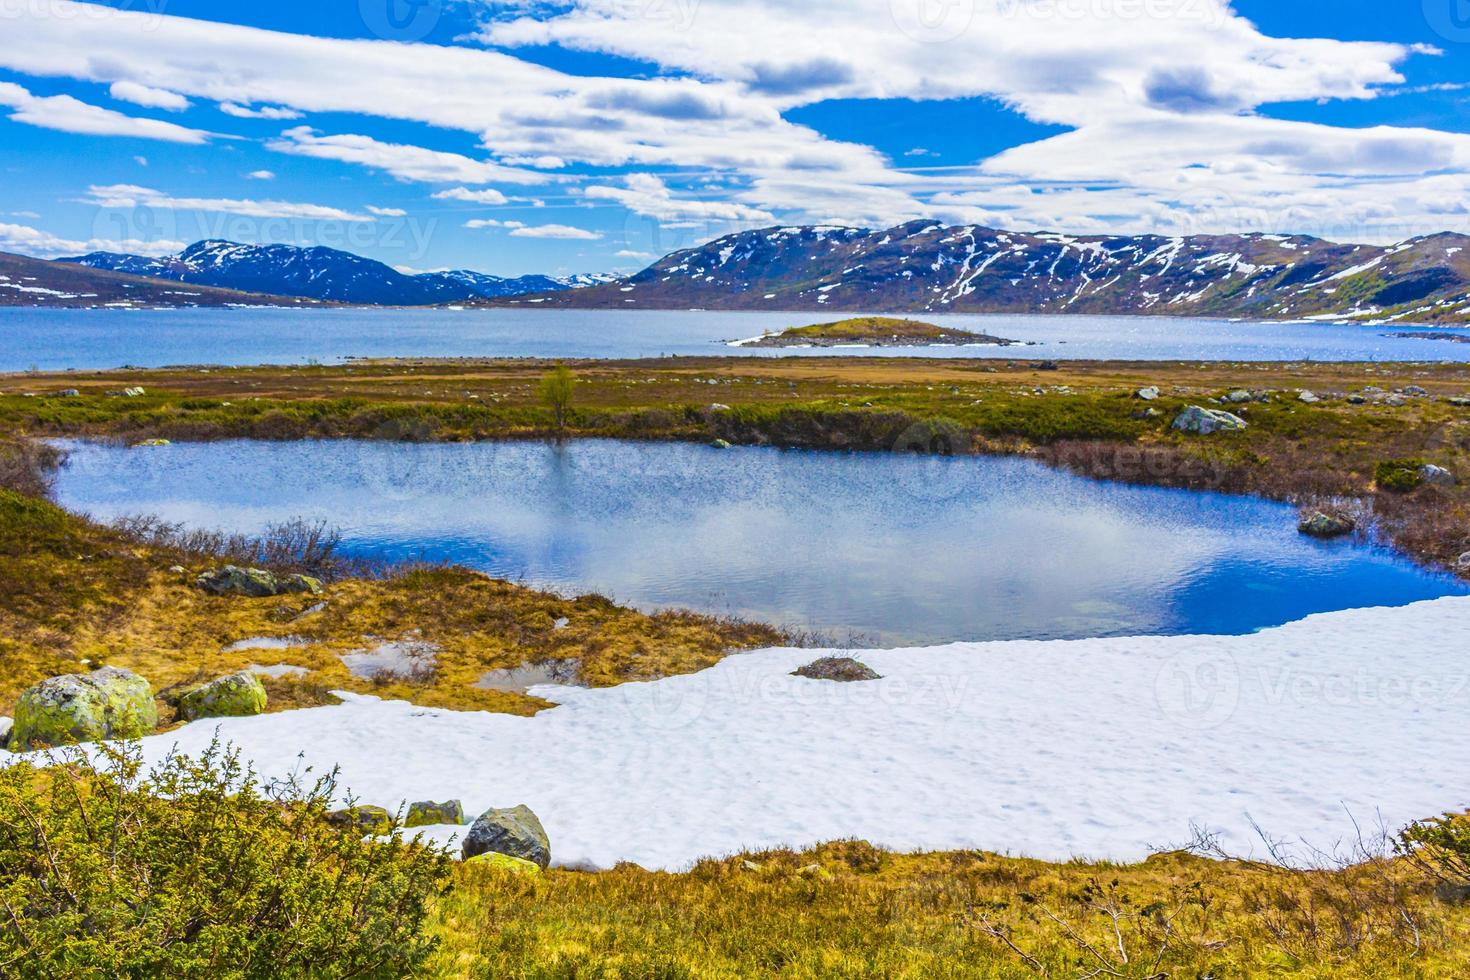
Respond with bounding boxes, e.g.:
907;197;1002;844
52;439;1465;646
5;307;1469;372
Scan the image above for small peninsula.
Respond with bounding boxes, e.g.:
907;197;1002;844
734;316;1018;349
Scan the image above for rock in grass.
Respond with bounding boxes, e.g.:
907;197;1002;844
1298;512;1355;539
1135;386;1160;401
196;565;323;599
1224;390;1253;404
1420;464;1457;488
0;717;12;750
1298;390;1321;404
1172;406;1248;435
177;671;268;722
405;800;465;828
326;806;395;836
9;668;158;751
463;805;551;869
791;657;882;683
465;852;542;876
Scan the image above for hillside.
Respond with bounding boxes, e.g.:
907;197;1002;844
0;251;323;309
60;240;615;306
508;221;1470;323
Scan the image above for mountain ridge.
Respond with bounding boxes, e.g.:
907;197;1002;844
60;240;614;307
501;221;1470;324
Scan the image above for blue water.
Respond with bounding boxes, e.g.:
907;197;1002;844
50;439;1466;647
4;307;1469;371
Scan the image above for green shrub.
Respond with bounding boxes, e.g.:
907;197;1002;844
0;741;451;978
1376;458;1426;492
1399;814;1470;898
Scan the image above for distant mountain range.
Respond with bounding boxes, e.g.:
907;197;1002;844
509;221;1470;324
0;250;321;309
59;240;616;306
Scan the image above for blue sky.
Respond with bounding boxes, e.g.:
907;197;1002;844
0;1;1467;276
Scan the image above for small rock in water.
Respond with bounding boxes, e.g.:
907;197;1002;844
1420;464;1457;488
710;438;732;449
134;438;171;448
1298;512;1355;539
177;670;268;722
791;657;882;682
1135;386;1160;401
463;805;551;869
406;800;465;828
326;806;395;836
1456;552;1470;571
1172;406;1248;435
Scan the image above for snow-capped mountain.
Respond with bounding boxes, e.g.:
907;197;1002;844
519;221;1470;324
60;241;612;306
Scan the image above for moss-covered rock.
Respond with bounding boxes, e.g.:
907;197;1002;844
791;657;882;682
1298;512;1355;539
463;805;551;869
326;806;395;836
177;671;268;722
9;668;158;751
465;852;542;876
196;565;323;598
405;800;465;828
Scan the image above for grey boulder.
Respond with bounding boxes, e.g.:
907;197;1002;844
1172;406;1248;435
462;805;551;869
1420;464;1457;488
196;565;323;598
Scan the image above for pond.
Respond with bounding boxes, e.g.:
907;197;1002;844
6;307;1470;372
50;438;1467;646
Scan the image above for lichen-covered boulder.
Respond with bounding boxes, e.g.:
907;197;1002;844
177;670;267;722
463;805;551;869
326;805;395;836
465;852;542;876
1420;464;1457;488
1298;512;1355;539
9;668;158;751
1172;406;1248;435
196;566;323;598
791;657;882;682
405;800;465;828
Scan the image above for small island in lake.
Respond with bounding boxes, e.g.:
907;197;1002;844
734;316;1018;348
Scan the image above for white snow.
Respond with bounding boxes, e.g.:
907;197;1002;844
8;599;1467;871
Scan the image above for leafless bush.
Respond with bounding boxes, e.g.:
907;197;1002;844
110;515;380;582
0;439;65;497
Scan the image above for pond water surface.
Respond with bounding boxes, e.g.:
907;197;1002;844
51;438;1466;646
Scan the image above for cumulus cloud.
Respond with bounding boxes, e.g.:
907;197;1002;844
267;127;548;185
465;218;602;239
246;170;276;180
366;206;407;217
433;187;510;205
219;102;303;120
109;81;190;112
584;174;774;223
0;221;184;259
0;81;209;144
82;184;371;221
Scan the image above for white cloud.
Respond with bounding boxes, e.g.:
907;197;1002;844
82;184;371;222
246;170;276;180
0;0;1467;242
219;102;303;120
0;81;209;144
615;249;653;258
465;218;602;239
110;81;190;112
267;127;547;185
584;174;774;223
366;205;407;217
433;186;510;205
0;221;184;259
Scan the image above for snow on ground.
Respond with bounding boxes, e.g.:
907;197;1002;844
10;599;1470;871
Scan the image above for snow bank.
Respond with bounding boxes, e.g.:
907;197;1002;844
9;598;1470;871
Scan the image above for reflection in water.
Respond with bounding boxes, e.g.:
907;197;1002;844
52;439;1467;647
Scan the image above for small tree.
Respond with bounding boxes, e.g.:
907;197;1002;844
540;365;576;433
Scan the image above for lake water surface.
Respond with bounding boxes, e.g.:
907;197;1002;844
51;439;1465;646
5;307;1470;371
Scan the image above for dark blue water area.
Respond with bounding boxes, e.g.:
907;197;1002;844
50;438;1467;647
5;307;1470;372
